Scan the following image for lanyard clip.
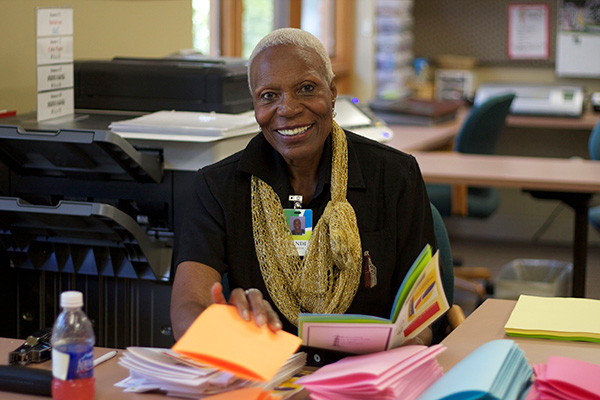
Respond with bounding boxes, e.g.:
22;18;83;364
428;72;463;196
289;195;303;210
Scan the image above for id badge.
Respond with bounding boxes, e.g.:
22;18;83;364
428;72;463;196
284;208;313;256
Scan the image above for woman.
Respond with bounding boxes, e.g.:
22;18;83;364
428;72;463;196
170;28;437;344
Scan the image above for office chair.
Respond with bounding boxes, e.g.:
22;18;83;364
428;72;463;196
430;203;466;331
588;119;600;232
426;93;516;218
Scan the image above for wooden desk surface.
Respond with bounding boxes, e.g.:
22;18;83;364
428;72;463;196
386;108;599;153
385;108;467;152
412;151;600;193
3;300;600;398
438;298;600;372
506;108;599;131
0;339;159;400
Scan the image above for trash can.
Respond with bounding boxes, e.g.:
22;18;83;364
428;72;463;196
494;259;573;300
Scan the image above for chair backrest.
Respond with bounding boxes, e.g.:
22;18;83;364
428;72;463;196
430;202;454;307
454;93;516;155
588;118;600;161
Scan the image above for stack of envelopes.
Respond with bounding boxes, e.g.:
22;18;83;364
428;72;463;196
417;339;532;400
526;356;600;400
295;344;445;400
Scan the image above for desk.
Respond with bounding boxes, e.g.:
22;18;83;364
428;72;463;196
386;108;467;152
438;298;600;371
387;107;599;153
410;151;600;297
0;338;310;400
0;339;137;400
506;108;599;131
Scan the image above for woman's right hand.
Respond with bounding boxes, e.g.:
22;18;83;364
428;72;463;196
211;282;283;332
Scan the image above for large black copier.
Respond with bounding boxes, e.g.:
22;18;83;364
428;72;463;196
0;57;254;348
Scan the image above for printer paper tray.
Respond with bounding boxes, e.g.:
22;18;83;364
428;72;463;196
0;124;163;183
0;197;171;281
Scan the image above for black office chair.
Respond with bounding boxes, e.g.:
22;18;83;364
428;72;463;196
427;93;516;218
588;119;600;232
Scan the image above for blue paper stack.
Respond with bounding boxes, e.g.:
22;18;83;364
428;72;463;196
417;339;532;400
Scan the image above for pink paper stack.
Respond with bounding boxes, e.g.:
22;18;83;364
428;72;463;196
526;356;600;400
296;344;445;400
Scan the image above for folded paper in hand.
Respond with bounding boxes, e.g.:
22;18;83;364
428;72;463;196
298;244;449;354
172;303;302;382
115;346;306;398
109;110;260;140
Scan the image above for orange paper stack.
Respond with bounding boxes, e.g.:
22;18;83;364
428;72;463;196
115;304;305;399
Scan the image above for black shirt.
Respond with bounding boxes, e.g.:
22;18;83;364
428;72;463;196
175;130;436;334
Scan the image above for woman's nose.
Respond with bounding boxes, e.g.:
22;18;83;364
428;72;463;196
278;94;302;117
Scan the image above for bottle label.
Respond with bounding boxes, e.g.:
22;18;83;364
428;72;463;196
52;345;94;380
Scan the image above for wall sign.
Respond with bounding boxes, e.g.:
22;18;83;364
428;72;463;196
507;3;550;60
36;7;74;121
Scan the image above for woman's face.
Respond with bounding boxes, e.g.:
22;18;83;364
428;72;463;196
250;44;337;166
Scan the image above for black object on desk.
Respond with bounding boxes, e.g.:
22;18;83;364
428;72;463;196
591;92;600;112
8;328;52;366
0;365;52;396
74;57;253;114
299;345;355;368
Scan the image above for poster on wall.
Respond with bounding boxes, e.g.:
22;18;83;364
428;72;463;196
556;0;600;77
507;3;550;60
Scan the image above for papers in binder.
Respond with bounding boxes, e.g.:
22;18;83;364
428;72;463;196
504;294;600;343
298;245;449;354
109;110;260;141
417;339;532;400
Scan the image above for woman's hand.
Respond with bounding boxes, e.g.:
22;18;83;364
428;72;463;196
211;282;282;332
403;325;433;346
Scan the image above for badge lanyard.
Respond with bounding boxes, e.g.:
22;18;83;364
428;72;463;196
284;195;313;256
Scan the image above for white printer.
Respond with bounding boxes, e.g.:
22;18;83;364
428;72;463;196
474;83;585;118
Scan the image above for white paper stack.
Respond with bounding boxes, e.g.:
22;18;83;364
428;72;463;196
115;347;306;399
109;110;260;140
295;344;446;400
417;339;532;400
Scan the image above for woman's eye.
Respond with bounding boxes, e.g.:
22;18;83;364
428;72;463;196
300;84;315;93
261;92;276;101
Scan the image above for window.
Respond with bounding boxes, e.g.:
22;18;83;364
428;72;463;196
242;0;274;58
192;0;354;93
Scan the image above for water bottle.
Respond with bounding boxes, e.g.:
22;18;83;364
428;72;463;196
51;291;96;400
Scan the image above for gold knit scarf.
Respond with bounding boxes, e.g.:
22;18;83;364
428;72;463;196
251;120;362;326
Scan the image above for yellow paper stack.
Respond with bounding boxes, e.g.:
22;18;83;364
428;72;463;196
504;295;600;343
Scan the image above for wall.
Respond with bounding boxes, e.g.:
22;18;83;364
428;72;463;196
0;0;193;115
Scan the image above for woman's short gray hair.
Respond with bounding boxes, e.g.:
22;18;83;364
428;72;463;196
247;28;334;93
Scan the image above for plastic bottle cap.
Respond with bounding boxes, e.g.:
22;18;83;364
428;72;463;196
60;291;83;308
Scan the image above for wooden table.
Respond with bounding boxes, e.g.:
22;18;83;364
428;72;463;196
0;338;142;400
387;107;599;153
438;298;600;371
385;108;467;151
506;108;599;131
0;338;310;400
410;151;600;297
